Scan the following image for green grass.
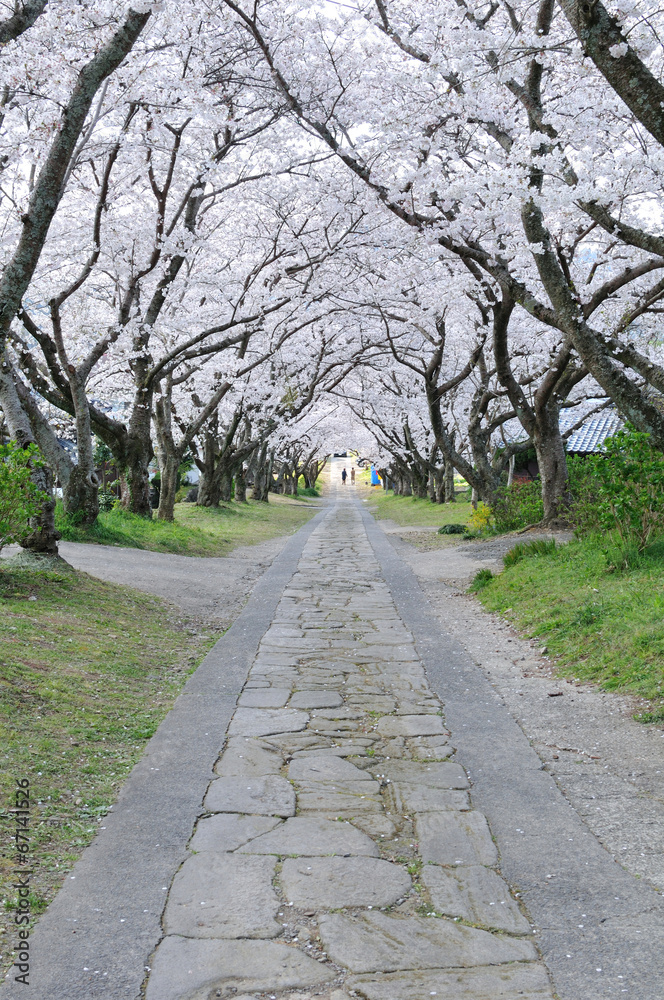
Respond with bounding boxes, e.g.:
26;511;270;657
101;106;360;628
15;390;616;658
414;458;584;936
366;490;472;528
0;562;216;968
475;534;664;721
56;494;318;557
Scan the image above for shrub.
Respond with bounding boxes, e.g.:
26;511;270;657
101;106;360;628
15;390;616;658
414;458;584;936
490;480;543;532
0;441;48;547
467;501;493;533
565;455;602;533
588;428;664;552
438;523;466;535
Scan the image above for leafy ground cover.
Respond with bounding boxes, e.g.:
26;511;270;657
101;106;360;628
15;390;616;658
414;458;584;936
56;493;318;557
0;561;216;970
474;536;664;722
367;489;472;528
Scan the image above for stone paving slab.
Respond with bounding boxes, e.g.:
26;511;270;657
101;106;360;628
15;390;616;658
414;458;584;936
345;964;555;999
288;754;375;783
295;789;383;813
145;938;333;1000
189;813;281;852
369;760;466;787
280;856;411;908
214;737;284;776
290;691;344;709
386;785;470;812
204;775;296;816
416;811;498;866
377;714;446;737
163;854;280;938
318;912;537;973
227;707;309;736
238;687;292;708
422;864;532;934
236;816;380;856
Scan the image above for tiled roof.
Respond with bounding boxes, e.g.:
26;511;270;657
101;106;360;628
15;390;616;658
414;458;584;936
500;406;623;453
565;411;623;453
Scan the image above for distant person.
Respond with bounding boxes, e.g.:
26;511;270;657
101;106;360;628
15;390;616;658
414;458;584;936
350;467;355;485
341;467;347;485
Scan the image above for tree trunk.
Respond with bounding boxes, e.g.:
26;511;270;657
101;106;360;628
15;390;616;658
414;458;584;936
412;466;428;499
21;464;59;556
157;453;180;522
63;465;99;526
507;454;515;488
235;464;247;503
286;466;299;495
444;461;456;503
119;438;153;517
62;373;99;525
219;466;233;503
251;443;271;501
196;426;217;507
251;445;267;500
533;406;571;526
11;361;74;488
260;451;274;501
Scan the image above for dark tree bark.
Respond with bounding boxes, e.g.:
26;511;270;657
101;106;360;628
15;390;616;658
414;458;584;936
157;452;180;523
558;0;664;150
444;459;456;503
6;353;73;488
0;1;47;45
235;464;247;503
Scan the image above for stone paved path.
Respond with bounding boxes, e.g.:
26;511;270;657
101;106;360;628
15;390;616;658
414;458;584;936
145;503;553;1000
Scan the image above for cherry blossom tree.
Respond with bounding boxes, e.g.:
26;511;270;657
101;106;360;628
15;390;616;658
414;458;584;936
0;1;153;549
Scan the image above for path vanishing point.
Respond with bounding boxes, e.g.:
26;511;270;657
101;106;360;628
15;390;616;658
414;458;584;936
3;481;664;1000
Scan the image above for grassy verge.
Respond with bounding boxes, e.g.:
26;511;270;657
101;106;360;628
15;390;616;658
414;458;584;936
366;489;472;529
474;535;664;722
56;494;318;557
0;561;216;970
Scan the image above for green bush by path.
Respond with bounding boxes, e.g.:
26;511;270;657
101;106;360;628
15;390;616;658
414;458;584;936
490;480;543;532
55;494;318;556
475;535;664;722
572;428;664;552
0;562;215;969
0;442;49;546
